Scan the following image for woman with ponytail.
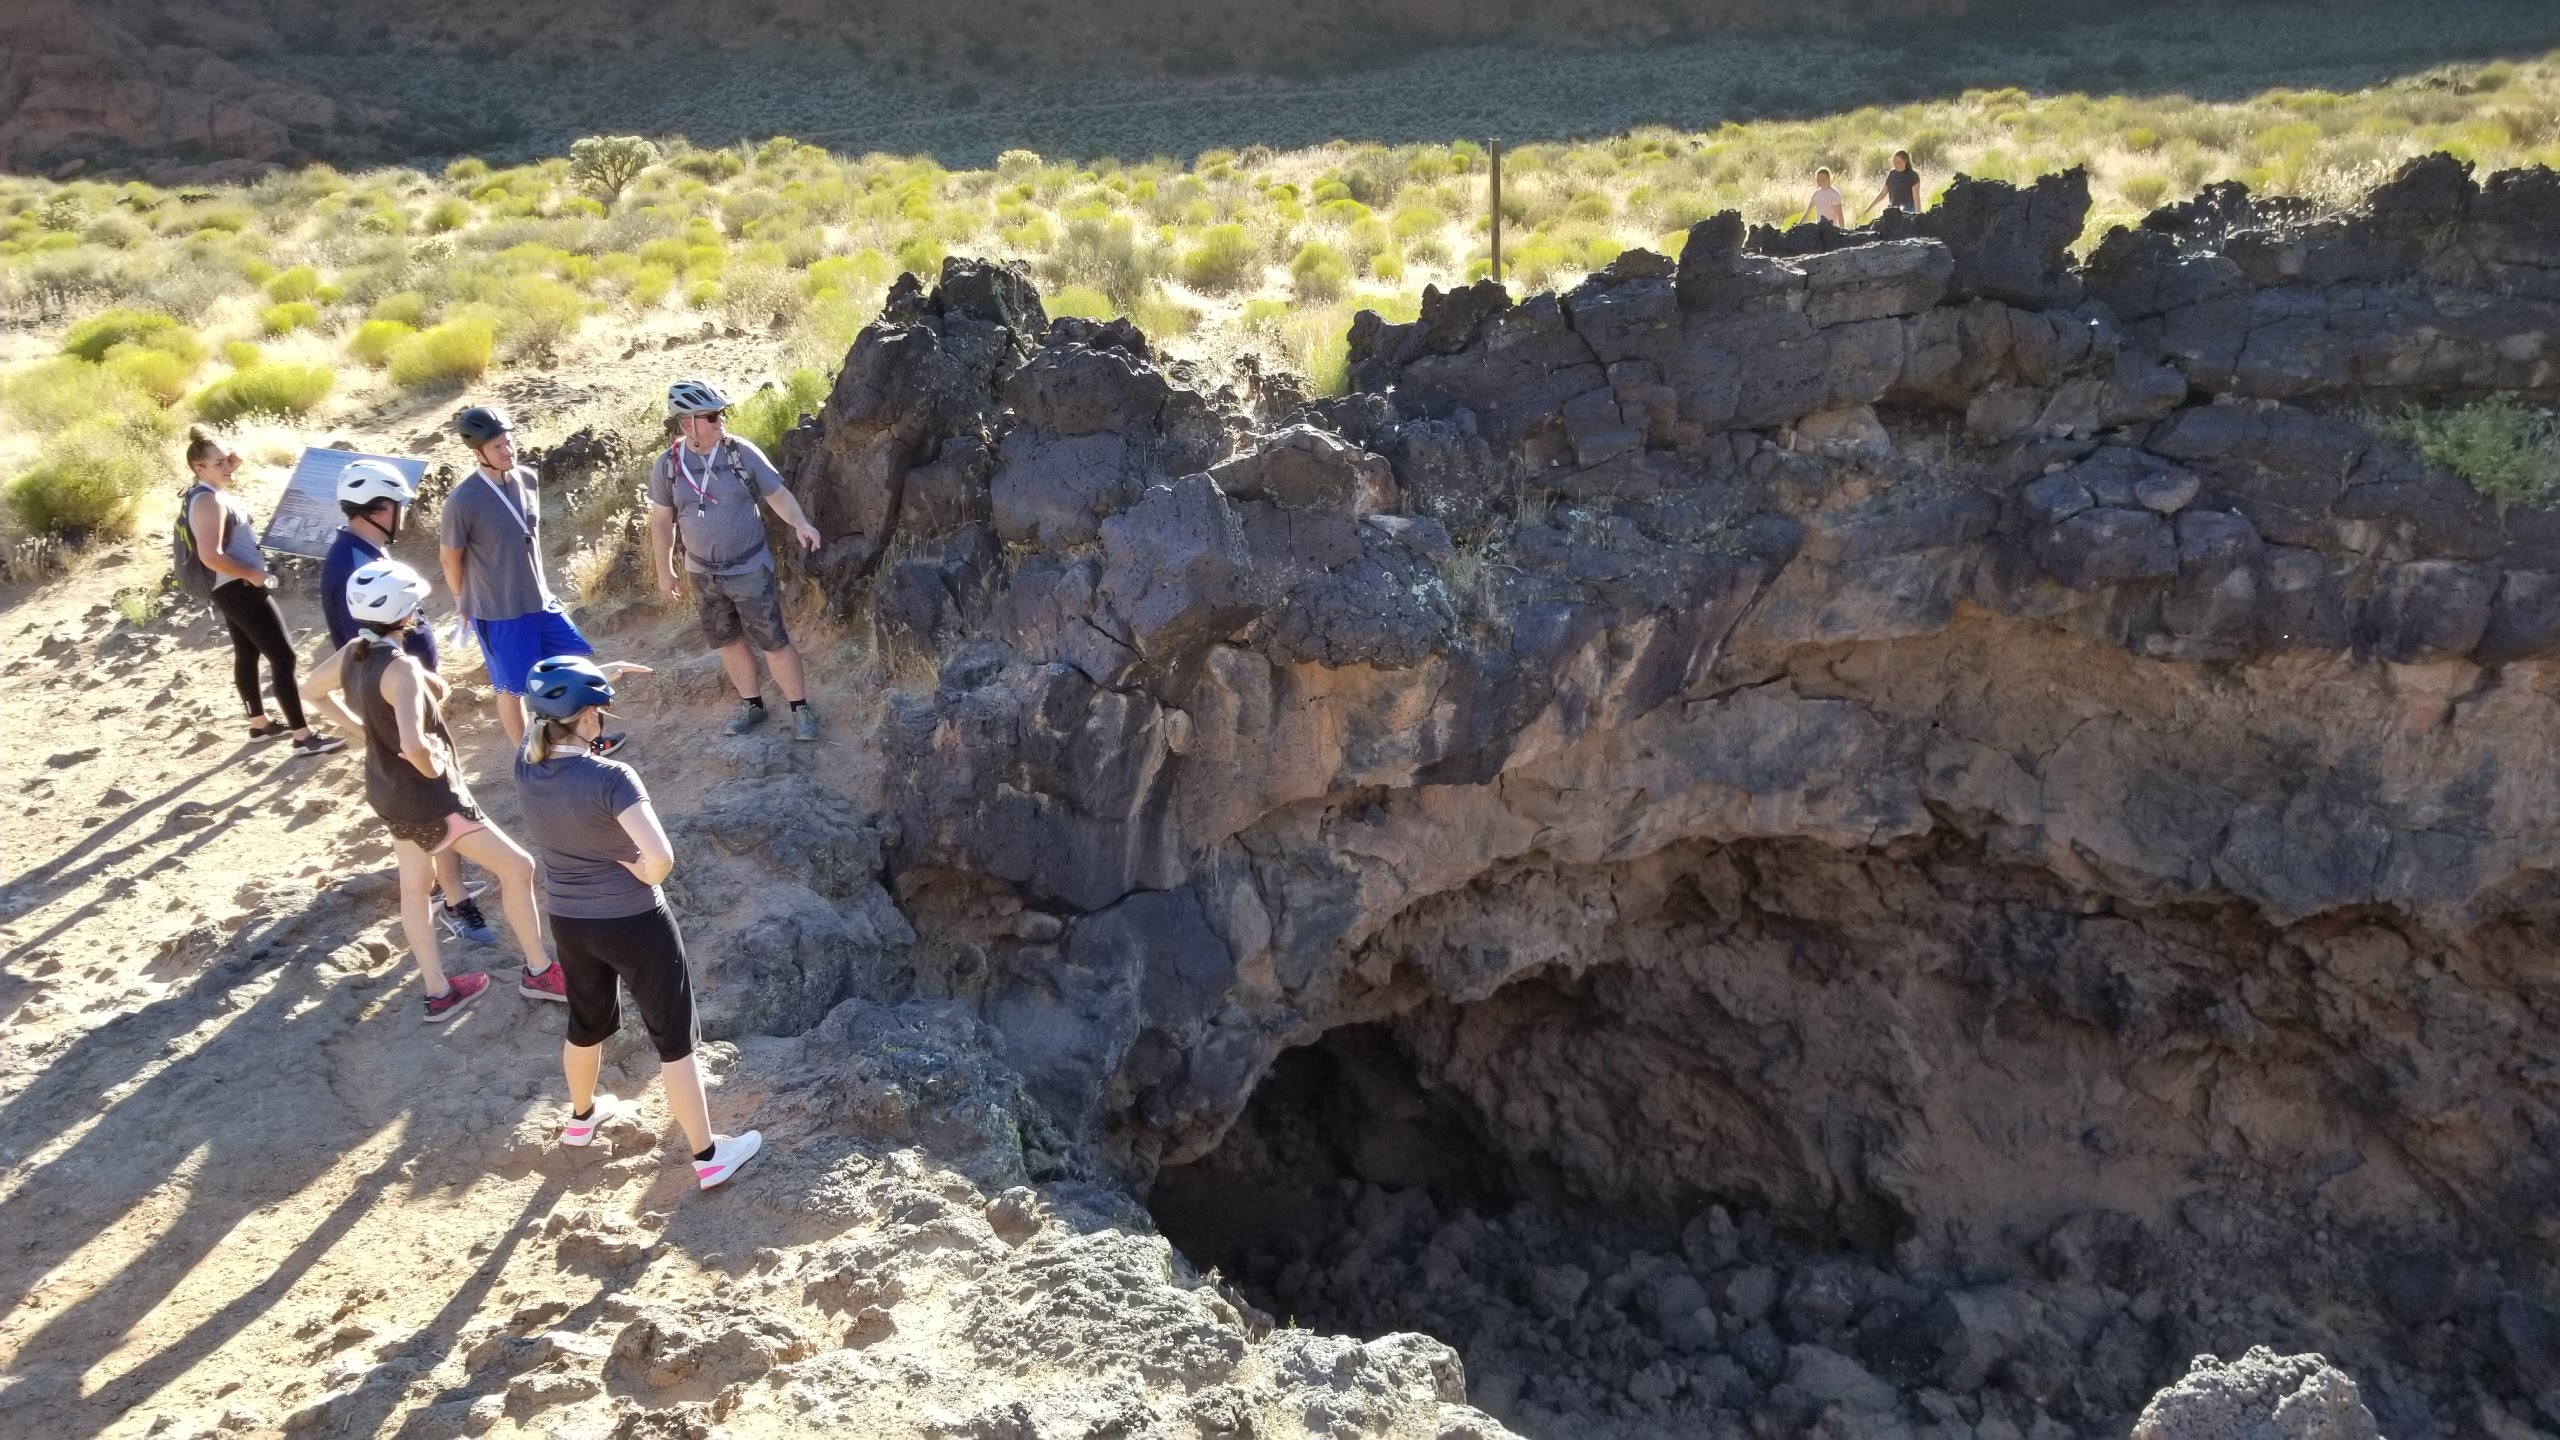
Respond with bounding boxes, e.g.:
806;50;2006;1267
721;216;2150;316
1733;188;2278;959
300;558;566;1021
182;427;343;756
514;655;763;1191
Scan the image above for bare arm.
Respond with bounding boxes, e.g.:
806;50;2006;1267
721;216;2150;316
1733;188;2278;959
438;544;470;627
300;638;363;734
614;800;675;885
648;503;682;599
190;493;265;586
382;659;445;779
763;486;822;551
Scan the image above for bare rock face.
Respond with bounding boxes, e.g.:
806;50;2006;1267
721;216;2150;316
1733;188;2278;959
767;164;2560;1432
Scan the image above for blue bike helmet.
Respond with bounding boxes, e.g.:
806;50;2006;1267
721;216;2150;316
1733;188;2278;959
525;655;614;719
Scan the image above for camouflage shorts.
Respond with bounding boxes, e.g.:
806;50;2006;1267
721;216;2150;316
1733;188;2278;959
693;564;790;652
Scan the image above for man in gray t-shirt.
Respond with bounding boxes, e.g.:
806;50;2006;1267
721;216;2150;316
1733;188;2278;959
646;378;825;741
441;404;594;747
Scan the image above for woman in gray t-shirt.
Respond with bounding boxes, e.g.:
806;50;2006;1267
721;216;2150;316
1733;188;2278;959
514;655;762;1191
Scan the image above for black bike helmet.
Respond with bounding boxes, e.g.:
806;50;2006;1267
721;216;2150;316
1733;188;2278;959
525;654;615;720
454;405;514;447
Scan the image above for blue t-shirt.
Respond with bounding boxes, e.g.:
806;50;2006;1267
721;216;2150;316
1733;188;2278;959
322;527;439;669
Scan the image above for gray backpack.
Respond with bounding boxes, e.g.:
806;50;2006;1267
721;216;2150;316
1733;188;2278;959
170;482;224;601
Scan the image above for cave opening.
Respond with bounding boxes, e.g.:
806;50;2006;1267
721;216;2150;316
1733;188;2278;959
1145;837;2513;1439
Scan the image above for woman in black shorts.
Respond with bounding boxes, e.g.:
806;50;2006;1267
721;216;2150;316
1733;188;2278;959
301;559;564;1022
515;654;763;1190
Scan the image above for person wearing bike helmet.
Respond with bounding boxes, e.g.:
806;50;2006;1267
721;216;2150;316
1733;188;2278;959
301;558;570;1021
439;404;619;753
182;427;345;758
516;654;763;1190
646;378;826;742
321;458;500;947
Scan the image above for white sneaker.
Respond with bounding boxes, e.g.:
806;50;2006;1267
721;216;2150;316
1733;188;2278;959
693;1131;762;1190
560;1092;639;1148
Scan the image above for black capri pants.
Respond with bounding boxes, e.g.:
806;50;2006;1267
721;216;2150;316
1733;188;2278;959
549;906;700;1062
209;578;306;729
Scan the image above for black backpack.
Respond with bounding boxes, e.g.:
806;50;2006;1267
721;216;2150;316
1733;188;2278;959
170;482;225;601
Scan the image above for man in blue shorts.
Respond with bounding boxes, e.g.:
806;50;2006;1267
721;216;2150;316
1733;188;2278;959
323;458;500;946
437;405;621;753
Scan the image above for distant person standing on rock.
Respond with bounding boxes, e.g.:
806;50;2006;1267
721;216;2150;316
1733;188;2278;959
646;379;825;742
1796;167;1848;229
1863;150;1923;219
322;458;500;949
301;558;568;1021
179;427;345;759
439;405;618;753
514;654;763;1190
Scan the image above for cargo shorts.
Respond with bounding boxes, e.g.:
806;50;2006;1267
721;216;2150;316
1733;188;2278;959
694;563;791;652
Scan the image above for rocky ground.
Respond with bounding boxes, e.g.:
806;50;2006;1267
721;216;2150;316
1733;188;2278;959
9;151;2554;1439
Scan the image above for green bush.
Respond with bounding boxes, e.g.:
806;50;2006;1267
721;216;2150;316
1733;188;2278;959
1047;284;1115;319
386;319;495;390
349;319;416;367
61;306;182;361
221;340;264;369
894;234;945;276
191;362;335;423
4;413;177;539
103;346;194;404
262;264;321;302
2;358;162;436
730;368;832;454
1290;241;1351;302
424;197;471;233
369;291;431;326
1178;224;1257;293
2376;398;2560;507
261;301;321;335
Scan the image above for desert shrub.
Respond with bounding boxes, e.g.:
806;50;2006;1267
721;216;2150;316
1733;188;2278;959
1129;287;1195;340
2376;398;2560;507
221;340;264;369
191;362;334;423
261;301;321;335
1043;214;1158;304
2118;169;2173;211
1047;283;1115;319
386;319;495;390
894;234;945;276
4;412;178;539
633;263;676;309
349;319;416;367
571;135;661;207
62;307;184;361
5;357;165;434
499;274;587;356
369;290;432;326
730;368;832;454
103;347;195;404
1178;224;1258;293
1290;241;1351;302
263;264;322;302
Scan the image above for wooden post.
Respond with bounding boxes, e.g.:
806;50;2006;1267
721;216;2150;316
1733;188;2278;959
1489;138;1504;287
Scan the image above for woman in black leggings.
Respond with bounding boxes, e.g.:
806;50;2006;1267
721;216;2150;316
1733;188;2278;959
182;427;344;758
514;654;762;1191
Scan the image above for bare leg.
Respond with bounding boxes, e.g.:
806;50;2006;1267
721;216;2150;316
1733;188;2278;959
448;825;550;973
564;1041;602;1115
659;1054;715;1155
496;692;527;746
392;838;448;996
431;846;469;906
762;644;806;705
718;639;761;701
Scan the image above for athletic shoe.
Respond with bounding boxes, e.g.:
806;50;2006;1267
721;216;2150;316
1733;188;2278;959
422;971;490;1022
592;732;628;757
721;701;767;737
518;960;568;1003
438;897;500;946
291;732;347;757
791;706;821;742
560;1092;639;1148
694;1131;763;1191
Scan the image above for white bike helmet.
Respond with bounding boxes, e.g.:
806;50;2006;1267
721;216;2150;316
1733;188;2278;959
666;377;732;417
337;458;415;512
346;557;432;627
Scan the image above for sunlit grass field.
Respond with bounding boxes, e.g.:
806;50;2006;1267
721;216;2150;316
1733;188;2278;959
5;50;2559;550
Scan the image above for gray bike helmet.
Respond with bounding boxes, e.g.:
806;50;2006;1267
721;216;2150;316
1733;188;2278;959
454;406;513;447
665;378;731;418
525;654;615;720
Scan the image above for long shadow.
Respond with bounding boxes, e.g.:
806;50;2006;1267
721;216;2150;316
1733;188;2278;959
1;750;253;915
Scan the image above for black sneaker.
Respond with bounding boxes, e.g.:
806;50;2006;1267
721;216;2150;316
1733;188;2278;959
291;732;346;757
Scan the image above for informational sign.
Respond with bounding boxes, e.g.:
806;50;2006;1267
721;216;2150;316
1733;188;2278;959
259;448;431;560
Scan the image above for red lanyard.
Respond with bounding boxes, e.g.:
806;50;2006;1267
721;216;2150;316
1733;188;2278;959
669;443;720;510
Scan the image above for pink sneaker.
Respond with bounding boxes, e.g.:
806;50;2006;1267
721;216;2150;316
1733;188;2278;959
423;971;490;1023
694;1131;763;1191
518;961;568;1003
560;1092;638;1148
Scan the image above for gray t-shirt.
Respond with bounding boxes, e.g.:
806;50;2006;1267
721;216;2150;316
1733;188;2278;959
647;438;784;576
512;751;663;920
189;483;267;587
440;466;555;621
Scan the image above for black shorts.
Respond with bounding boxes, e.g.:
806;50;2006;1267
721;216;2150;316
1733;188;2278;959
549;906;700;1062
381;803;484;855
693;564;790;652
